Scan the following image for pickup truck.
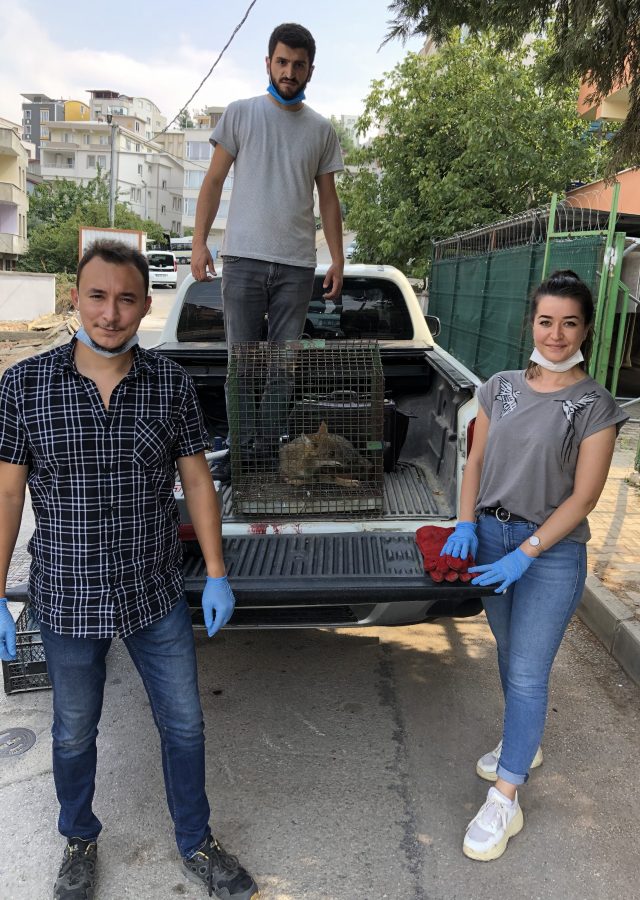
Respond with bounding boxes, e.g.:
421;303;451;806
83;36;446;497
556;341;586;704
153;263;491;629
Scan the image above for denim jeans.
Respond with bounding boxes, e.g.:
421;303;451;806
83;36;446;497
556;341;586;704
477;513;587;785
39;598;211;857
222;256;316;448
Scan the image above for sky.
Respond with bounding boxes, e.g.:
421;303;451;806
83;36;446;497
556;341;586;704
0;1;425;130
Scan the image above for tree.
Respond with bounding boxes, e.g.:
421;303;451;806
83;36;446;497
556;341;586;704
329;116;357;159
338;34;599;277
177;107;194;129
385;0;640;170
20;175;164;274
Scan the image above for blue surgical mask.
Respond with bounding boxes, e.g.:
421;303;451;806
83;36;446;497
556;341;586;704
266;82;306;107
75;325;139;358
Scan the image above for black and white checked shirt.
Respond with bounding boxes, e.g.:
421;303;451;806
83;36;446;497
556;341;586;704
0;341;210;638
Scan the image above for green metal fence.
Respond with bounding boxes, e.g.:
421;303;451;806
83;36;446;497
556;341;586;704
429;236;606;381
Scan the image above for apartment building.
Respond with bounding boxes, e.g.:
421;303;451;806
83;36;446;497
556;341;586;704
40;120;183;234
0;118;29;270
88;90;166;141
155;106;231;251
20;93;65;162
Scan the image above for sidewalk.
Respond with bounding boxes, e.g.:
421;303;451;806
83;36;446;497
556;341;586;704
577;417;640;685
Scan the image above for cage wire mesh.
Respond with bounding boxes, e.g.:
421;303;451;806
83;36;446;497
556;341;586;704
227;340;385;516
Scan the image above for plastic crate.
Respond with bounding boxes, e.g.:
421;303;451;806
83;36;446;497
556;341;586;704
2;606;51;695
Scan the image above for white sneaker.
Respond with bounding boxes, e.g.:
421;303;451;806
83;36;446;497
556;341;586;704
476;739;543;782
463;786;524;861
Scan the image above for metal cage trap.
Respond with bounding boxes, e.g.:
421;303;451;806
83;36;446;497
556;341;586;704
227;340;385;516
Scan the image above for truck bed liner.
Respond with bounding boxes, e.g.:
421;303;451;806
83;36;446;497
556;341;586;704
217;461;446;521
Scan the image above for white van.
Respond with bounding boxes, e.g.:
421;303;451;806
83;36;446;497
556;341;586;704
146;251;178;289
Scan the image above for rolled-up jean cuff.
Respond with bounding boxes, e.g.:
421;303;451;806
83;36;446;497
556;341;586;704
496;763;529;786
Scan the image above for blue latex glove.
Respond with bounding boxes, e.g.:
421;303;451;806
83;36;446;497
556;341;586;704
440;521;478;560
202;576;235;637
0;598;17;662
469;548;534;594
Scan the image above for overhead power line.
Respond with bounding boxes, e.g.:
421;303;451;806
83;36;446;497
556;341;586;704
155;0;259;138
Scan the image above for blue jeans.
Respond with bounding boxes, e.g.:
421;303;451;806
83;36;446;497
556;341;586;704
222;256;316;448
39;599;211;857
477;513;587;786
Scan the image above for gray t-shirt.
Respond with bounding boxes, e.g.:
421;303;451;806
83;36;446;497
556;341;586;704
211;95;344;268
475;370;628;542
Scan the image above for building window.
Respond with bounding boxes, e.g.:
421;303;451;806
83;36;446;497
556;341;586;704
162;179;167;189
184;198;197;216
95;106;102;114
161;204;166;214
25;124;31;136
138;164;143;174
83;134;90;145
99;135;109;145
87;155;96;168
135;143;141;152
185;170;205;188
135;122;140;132
41;127;49;139
126;140;132;150
66;157;73;168
40;109;50;122
97;155;106;169
186;141;213;160
25;109;31;120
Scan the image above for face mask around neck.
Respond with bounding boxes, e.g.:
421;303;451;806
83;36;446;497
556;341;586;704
266;82;306;106
75;326;139;359
530;346;584;373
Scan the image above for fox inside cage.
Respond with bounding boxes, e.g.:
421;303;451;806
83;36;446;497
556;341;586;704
227;340;385;515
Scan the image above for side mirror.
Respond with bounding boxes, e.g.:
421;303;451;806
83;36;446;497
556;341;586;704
424;314;441;337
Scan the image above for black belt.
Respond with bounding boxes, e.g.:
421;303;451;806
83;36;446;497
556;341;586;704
482;507;530;523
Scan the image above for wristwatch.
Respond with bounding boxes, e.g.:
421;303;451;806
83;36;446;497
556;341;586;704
528;535;542;550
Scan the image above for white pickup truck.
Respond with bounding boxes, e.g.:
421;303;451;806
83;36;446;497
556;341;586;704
153;263;490;628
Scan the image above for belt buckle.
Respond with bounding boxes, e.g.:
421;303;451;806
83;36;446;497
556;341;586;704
496;507;511;522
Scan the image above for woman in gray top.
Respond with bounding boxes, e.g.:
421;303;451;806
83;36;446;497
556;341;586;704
441;270;628;861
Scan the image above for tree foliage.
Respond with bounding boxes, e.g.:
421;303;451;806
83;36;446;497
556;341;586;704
329;115;357;158
338;34;599;277
20;173;164;274
385;0;640;171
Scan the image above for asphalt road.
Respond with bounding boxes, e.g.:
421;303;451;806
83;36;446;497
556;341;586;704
1;614;639;899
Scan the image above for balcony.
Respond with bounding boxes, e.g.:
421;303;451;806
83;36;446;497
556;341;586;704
0;128;23;158
45;139;80;150
0;232;27;255
0;183;24;205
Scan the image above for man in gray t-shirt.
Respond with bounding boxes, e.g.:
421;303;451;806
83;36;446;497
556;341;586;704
191;22;345;347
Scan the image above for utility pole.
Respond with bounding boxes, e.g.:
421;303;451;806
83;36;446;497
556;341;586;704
106;114;118;227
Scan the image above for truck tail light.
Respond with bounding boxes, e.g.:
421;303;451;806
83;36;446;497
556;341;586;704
179;523;197;542
174;259;178;272
466;417;476;456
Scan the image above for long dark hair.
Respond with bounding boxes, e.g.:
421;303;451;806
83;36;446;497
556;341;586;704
525;270;594;379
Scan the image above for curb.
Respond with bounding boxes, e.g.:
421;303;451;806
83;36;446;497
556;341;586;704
577;574;640;687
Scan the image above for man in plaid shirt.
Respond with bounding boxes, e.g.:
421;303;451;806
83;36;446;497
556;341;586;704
0;241;259;900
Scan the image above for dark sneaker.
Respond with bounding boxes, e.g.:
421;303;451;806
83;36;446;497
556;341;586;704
53;838;98;900
182;834;259;898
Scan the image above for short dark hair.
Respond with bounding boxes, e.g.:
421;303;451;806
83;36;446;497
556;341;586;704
77;239;149;296
530;269;594;326
268;23;316;66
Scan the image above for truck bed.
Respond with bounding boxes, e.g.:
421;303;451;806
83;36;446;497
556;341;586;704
215;460;446;522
